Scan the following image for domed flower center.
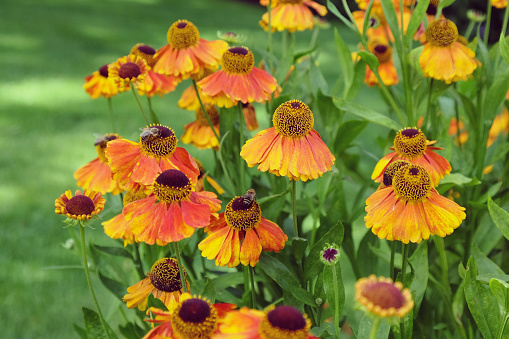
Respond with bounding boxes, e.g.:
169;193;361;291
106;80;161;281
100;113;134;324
360;281;406;309
118;62;141;79
382;160;411;187
426;18;458;47
273;100;314;137
140;125;178;158
167;20;200;50
172;297;218;339
224;191;261;231
259;306;310;339
122;189;147;206
426;4;437;15
279;0;304;4
66;195;95;216
195;105;220;126
393;128;427;159
149;258;183;292
372;44;392;64
153;169;193;203
221;47;255;75
95;134;119;163
393;164;431;202
130;43;156;63
99;64;109;78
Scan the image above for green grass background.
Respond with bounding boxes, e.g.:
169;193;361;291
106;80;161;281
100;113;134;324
0;0;372;337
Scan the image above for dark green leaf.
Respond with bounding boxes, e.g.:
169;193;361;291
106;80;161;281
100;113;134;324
346;59;368;100
82;307;117;339
118;322;148;339
408;46;424;76
380;0;402;53
323;264;345;318
316;89;339;124
358;51;379;73
357;231;380;277
439;173;479;187
334;120;368;155
304;222;344;282
333;97;400;130
292;237;308;264
213;272;245;290
327;0;355;29
409;241;428;313
91;244;133;260
201;277;216;303
259;253;317;307
463;257;500;339
471;244;505;276
485;70;509;121
487;142;509;165
489;279;509;312
333;28;354;89
73;324;88;339
404;0;430;44
488;196;509;241
499;33;509;65
98;270;126;300
148;293;168;311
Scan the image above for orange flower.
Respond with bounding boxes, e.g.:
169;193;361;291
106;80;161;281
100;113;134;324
123;258;189;311
142;293;236;339
364;39;398;87
123;169;221;245
371;127;451;186
352;2;411;42
355;275;414;318
152;20;228;80
259;0;327;33
413;0;444;43
419;19;478;84
198;46;278;104
74;134;123;195
448;118;468;146
181;104;220;150
242;103;259;131
199;190;287;267
241;100;335;181
55;190;105;221
105;124;199;191
83;64;125;99
194;158;225;195
108;55;150;89
492;0;507;8
365;163;465;243
216;305;317;339
487;109;509;147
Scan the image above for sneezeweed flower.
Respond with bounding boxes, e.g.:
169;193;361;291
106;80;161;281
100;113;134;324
108;54;150;89
419;18;478;84
242;103;259;131
259;0;328;33
199;189;287;267
198;46;278;104
320;243;340;265
365;163;466;243
216;305;317;339
364;39;398;87
143;293;236;339
105;124;200;190
194;158;225;195
55;190;106;225
123;258;189;311
371;127;451;186
355;275;414;318
492;0;507;9
152;19;228;80
74;134;123;195
241;100;335;181
181;104;220;150
487;109;509;148
413;0;444;43
124;169;221;245
83;64;124;99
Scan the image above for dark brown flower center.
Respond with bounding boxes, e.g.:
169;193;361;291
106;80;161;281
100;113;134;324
267;306;306;331
179;299;211;323
118;62;141;79
224;194;261;231
149;258;183;292
66;195;95;216
382;160;411;187
371;44;392;64
361;281;405;309
140;125;178;158
137;45;155;55
426;4;437;15
99;64;109;77
153;170;193;203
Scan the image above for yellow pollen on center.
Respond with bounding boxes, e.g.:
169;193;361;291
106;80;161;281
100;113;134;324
140;125;178;159
272;100;314;137
426;19;459;47
393;164;431;202
167;20;200;50
224;197;262;231
393;128;427;159
153;181;192;204
123;189;147;206
221;47;255;75
278;0;304;4
195;104;220;126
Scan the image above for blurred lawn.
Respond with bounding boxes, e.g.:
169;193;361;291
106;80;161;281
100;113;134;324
0;0;388;337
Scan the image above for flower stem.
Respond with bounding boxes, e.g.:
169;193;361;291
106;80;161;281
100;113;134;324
369;317;382;339
292;180;299;237
390;241;396;280
107;98;116;133
428;79;438;138
79;223;111;339
192;80;221;142
146;97;160;124
249;266;256;308
130;86;149;125
434;237;452;295
400;243;409;287
268;0;274;73
484;1;492;44
331;264;341;339
174;241;188;293
464;21;475;40
237;103;246;192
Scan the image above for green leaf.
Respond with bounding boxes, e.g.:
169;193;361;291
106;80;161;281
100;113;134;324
471;244;505;276
487;142;509;165
332;97;400;131
408;241;428;313
487;196;509;241
327;0;355;29
490;278;509;312
404;0;430;44
438;173;479;186
499;33;509;65
304;222;344;282
323;264;345;320
334;120;368;155
212;272;245;290
380;0;402;53
437;0;456;8
201;277;216;303
485;70;509;121
91;244;133;260
357;231;380;277
82;307;118;339
316;89;339;124
334;28;354;91
73;324;88;339
98;270;126;300
259;253;317;307
346;59;368;100
463;257;500;339
118;322;147;339
292;237;308;264
408;46;424;76
358;51;379;73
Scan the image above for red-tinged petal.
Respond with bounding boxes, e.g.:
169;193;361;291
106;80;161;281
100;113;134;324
130;153;161;186
214;303;238;319
304;0;328;16
74;158;114;194
216;307;264;338
241;128;279;166
255;218;287;252
131;203;168;245
161;147;200;185
227;231;241;268
161;202;194;242
106;139;143;185
240;229;262;267
181;199;211;228
216;229;236;267
199;225;231;260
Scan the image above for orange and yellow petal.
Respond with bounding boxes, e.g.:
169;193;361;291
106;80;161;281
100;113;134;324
254;217;288;252
55;190;106;220
74;158;123;195
83;71;121;99
365;61;399;87
487;110;509;147
123;277;154;311
160;147;201;185
181;121;219;150
492;0;507;8
137;70;178;97
102;213;136;247
216;307;265;338
260;1;326;33
106;139;144;188
419;42;478;84
178;84;209;111
240;229;263;267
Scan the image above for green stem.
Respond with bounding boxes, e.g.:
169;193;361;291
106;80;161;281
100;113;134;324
249;266;256;308
428;79;438;138
192;80;221;142
79;223;111;339
332;264;341;339
237;103;246;192
132;242;145;280
146;97;160;124
174;241;188;293
130;86;149;125
484;1;492;44
292;180;298;237
107;98;116;133
369;317;382;339
497;315;509;339
400;243;409;287
267;0;274;73
390;241;396;280
464;21;475;40
434;237;451;295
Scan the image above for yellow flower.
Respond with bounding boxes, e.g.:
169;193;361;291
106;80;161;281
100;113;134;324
55;190;105;221
108;55;150;89
259;0;328;33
